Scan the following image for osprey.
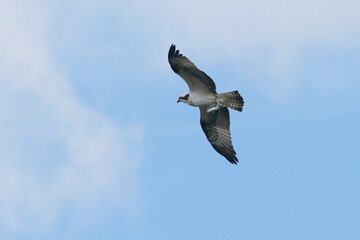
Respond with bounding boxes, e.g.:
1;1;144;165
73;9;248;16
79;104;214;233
168;44;244;164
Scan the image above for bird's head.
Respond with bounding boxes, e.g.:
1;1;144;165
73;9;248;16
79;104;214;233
177;93;189;104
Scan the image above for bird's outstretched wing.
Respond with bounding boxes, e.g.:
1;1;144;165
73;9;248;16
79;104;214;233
200;106;238;164
168;44;217;94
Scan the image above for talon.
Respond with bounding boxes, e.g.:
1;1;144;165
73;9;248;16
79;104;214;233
207;105;220;112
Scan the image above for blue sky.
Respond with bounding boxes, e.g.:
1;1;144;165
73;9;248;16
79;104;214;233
1;0;359;239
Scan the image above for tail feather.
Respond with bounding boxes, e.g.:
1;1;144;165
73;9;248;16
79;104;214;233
217;91;244;112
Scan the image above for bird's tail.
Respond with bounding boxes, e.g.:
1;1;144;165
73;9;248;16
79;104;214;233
217;91;244;112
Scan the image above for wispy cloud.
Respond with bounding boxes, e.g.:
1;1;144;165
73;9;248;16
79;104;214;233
121;0;360;50
0;0;143;233
1;0;358;233
44;0;360;101
110;0;360;101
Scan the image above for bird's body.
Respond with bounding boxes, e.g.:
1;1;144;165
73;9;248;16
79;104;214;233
168;44;244;164
184;92;216;107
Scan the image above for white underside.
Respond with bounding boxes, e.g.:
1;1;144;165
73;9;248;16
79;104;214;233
185;92;222;112
187;92;215;106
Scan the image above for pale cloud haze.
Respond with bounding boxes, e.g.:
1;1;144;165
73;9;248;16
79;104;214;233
0;0;359;239
0;0;143;233
106;0;360;101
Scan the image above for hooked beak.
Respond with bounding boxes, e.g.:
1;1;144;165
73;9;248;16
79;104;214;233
177;99;180;103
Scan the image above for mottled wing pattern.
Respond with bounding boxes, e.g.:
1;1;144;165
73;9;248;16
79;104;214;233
168;44;217;94
200;106;238;164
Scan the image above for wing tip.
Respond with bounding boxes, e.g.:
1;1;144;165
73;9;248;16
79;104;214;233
228;156;239;165
222;143;238;164
225;151;239;165
212;143;239;165
168;44;185;73
168;44;183;60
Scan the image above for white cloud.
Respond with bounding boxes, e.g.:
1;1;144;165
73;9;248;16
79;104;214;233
1;0;357;232
0;0;143;233
122;0;360;50
111;0;360;101
46;1;360;100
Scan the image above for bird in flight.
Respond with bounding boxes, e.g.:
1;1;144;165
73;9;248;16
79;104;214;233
168;44;244;164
